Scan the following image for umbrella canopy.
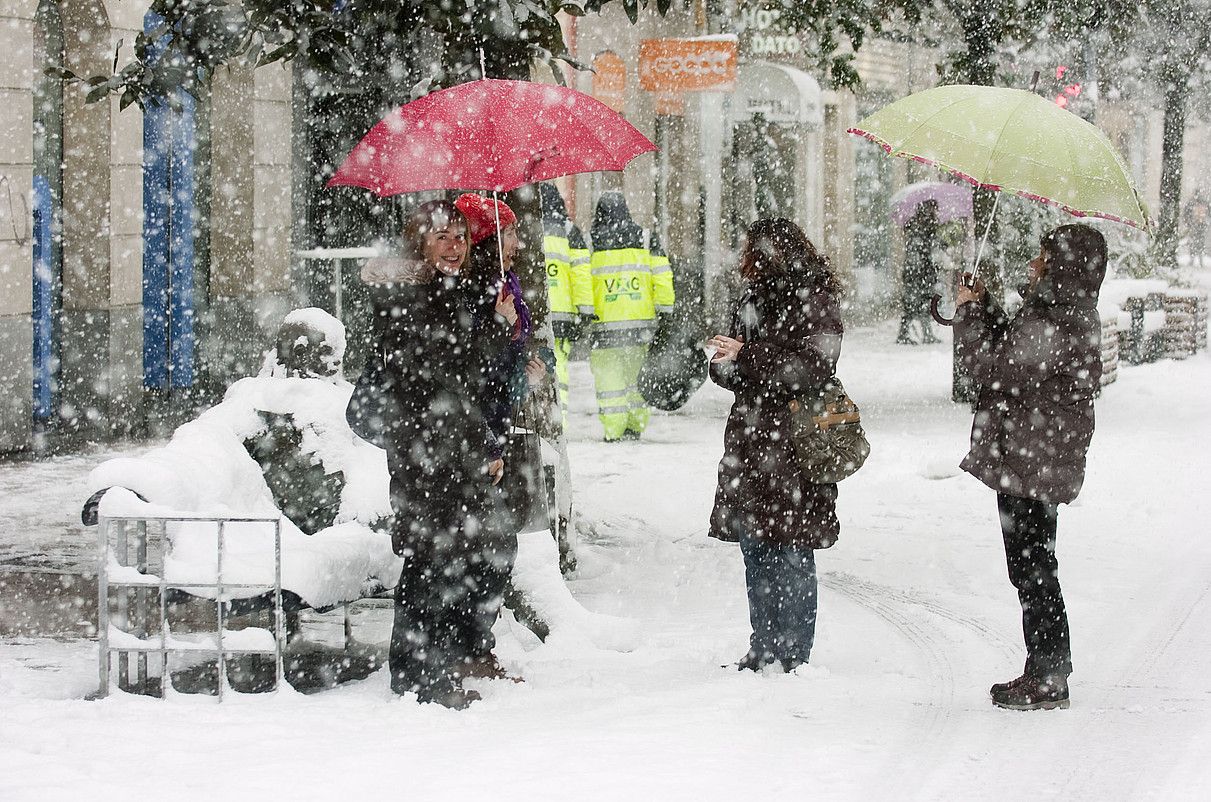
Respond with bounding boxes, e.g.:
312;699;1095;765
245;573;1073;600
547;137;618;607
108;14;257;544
327;78;657;196
849;84;1149;230
889;181;973;227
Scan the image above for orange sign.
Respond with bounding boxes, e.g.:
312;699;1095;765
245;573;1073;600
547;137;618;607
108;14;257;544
591;51;627;113
638;38;737;93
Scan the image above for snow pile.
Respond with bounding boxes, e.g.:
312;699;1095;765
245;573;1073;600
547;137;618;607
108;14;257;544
89;373;399;609
511;529;640;652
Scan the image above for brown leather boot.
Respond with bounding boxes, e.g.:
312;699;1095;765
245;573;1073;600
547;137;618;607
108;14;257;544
457;655;524;683
991;674;1069;710
989;673;1031;698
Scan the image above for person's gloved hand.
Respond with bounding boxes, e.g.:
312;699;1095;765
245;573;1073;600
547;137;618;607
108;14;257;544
571;313;596;341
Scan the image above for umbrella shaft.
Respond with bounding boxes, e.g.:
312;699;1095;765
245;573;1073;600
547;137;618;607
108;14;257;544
970;191;1002;284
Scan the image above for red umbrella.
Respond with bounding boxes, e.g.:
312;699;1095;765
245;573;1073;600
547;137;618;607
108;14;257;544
327;78;657;196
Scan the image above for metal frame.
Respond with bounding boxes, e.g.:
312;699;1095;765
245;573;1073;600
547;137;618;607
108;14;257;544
97;514;284;699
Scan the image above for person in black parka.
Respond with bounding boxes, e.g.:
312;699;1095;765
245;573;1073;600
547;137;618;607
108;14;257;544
898;199;941;345
362;200;510;709
707;218;845;673
954;223;1107;712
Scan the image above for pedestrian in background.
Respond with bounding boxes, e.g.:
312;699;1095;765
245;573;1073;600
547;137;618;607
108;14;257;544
539;182;593;426
707;218;844;673
954;223;1107;711
897;199;941;345
1184;193;1208;269
588;191;675;442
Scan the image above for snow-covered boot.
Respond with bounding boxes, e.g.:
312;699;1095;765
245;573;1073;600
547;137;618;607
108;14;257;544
991;673;1069;710
730;650;777;672
417;685;482;710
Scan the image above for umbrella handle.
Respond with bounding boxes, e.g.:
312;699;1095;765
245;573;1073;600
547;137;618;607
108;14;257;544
929;294;954;327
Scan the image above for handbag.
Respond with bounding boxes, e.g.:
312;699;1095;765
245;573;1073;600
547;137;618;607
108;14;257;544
787;377;871;483
638;313;708;411
345;341;401;449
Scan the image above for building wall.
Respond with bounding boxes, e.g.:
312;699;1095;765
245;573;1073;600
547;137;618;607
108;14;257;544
0;0;36;451
0;0;298;455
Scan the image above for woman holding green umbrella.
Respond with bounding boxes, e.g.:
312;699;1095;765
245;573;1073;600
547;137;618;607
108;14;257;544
953;224;1107;711
851;83;1140;710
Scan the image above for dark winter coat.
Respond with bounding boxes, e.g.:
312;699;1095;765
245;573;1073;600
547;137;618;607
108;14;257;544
372;276;506;557
953;225;1106;505
708;271;844;549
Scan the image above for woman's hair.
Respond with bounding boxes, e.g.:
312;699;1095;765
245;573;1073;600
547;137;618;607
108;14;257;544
466;232;506;288
399;200;468;266
739;218;841;295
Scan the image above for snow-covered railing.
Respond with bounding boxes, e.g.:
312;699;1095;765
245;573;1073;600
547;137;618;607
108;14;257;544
1098;280;1207;366
96;513;285;700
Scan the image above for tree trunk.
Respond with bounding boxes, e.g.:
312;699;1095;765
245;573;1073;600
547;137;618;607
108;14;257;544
1155;77;1188;271
952;11;1000;402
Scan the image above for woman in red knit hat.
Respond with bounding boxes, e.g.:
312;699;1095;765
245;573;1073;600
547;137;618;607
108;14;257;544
452;192;549;682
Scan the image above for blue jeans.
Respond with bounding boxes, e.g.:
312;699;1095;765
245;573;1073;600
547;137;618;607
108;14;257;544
737;525;818;667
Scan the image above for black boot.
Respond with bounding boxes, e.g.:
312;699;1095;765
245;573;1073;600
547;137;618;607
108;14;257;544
991;673;1069;710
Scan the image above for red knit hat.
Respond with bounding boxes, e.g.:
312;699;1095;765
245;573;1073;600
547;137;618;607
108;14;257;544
454;193;518;245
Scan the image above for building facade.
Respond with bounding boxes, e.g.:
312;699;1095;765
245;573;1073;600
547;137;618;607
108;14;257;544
0;1;1202;455
1;0;293;454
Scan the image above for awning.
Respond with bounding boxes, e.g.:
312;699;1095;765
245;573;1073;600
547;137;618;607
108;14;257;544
729;61;823;127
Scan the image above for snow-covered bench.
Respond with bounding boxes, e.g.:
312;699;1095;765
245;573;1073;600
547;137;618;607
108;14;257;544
84;309;400;618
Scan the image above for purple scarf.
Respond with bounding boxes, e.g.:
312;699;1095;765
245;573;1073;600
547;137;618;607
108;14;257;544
501;270;533;343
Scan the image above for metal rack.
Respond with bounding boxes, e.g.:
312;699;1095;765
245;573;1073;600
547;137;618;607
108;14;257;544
96;514;284;700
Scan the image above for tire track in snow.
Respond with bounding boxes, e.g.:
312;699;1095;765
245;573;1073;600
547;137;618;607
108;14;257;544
822;572;957;798
1058;564;1211;801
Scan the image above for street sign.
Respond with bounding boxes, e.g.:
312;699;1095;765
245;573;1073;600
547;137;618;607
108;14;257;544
638;37;738;93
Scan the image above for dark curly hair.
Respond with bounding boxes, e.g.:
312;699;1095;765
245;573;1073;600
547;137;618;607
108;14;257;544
739;218;842;295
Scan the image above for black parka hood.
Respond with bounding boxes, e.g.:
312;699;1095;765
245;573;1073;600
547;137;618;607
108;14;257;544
590;191;644;251
1029;224;1107;310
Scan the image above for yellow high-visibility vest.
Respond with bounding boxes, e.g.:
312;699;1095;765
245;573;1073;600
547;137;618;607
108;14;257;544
591;247;661;333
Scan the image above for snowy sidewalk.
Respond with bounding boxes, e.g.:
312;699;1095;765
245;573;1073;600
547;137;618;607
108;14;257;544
3;321;1211;801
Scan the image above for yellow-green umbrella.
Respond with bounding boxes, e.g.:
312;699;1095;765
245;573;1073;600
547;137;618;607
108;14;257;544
849;84;1149;231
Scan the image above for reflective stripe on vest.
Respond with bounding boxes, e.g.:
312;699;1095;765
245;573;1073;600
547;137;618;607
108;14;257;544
545;234;577;316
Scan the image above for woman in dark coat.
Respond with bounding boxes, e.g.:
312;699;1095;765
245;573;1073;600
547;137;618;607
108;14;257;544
953;223;1107;711
706;218;844;673
359;199;508;708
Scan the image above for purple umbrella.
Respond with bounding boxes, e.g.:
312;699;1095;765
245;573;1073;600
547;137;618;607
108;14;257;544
890;181;973;227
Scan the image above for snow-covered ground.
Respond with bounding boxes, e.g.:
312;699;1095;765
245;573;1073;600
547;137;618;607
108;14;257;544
2;320;1210;801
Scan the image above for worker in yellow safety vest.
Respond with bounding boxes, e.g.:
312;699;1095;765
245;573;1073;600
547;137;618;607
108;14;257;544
539;183;593;427
587;191;675;442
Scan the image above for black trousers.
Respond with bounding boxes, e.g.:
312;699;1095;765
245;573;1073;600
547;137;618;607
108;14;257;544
997;492;1073;677
389;538;516;697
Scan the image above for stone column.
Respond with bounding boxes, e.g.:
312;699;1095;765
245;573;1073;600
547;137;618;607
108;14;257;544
0;0;35;452
57;0;115;437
